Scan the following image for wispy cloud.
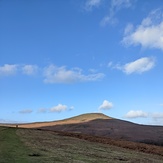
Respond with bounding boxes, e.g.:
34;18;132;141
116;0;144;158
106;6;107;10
107;62;113;67
22;65;38;75
37;108;48;113
19;109;33;114
151;113;163;119
84;0;102;11
0;64;38;76
123;9;163;50
101;0;135;26
69;106;75;111
115;57;155;74
98;100;113;111
37;104;74;113
0;63;104;84
43;65;105;84
125;110;163;125
0;64;18;76
50;104;67;113
0;119;22;124
149;112;163;125
125;110;148;118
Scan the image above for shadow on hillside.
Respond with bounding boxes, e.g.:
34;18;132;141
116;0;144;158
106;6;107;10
40;119;163;146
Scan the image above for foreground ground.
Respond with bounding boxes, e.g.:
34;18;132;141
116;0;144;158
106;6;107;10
1;126;163;162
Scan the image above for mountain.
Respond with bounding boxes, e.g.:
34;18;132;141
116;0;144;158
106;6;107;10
7;113;163;146
39;113;163;146
63;113;111;121
18;113;111;128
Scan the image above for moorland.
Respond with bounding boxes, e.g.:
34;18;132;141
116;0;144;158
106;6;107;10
1;113;163;162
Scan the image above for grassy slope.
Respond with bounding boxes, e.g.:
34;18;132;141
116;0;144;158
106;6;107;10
0;127;43;163
1;126;163;163
0;127;29;163
17;128;163;163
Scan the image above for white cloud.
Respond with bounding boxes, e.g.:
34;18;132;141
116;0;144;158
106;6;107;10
85;0;102;11
0;64;18;76
0;64;38;76
38;104;73;113
22;65;38;75
0;63;105;84
99;100;113;110
116;57;155;74
19;109;33;114
43;65;105;84
125;110;148;118
50;104;67;113
123;9;163;50
124;111;163;125
101;0;135;26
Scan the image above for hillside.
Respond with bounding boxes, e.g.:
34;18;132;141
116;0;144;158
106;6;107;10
2;113;163;146
63;113;111;121
17;113;111;128
1;113;163;162
1;126;163;162
37;114;163;146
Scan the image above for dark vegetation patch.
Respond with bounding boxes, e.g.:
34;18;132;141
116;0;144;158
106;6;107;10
29;153;41;157
52;130;163;157
40;118;163;147
140;139;163;147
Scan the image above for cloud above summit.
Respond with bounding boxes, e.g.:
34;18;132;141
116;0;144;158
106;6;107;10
98;100;113;111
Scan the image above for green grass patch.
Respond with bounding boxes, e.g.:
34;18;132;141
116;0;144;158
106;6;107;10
0;127;42;163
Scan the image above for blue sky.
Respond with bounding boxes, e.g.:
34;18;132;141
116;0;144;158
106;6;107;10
0;0;163;125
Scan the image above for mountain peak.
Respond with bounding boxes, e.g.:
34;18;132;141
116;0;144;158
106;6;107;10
64;113;112;122
17;113;112;128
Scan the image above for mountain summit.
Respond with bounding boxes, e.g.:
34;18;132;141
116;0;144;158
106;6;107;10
18;113;111;128
64;113;112;122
